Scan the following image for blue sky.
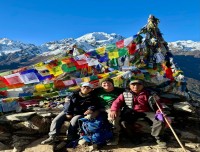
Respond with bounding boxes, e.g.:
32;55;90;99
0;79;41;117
0;0;200;45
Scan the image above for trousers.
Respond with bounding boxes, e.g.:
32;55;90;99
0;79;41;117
121;111;164;137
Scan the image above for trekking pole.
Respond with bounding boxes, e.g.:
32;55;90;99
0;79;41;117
153;96;187;152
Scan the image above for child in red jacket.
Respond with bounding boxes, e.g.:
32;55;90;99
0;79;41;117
110;79;166;147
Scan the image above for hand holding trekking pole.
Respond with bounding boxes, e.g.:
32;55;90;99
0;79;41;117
152;95;187;152
110;110;117;120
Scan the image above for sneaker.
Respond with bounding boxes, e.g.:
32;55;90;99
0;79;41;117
78;139;87;145
41;136;57;144
156;139;167;148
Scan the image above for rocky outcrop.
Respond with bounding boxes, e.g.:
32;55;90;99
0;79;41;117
0;110;69;152
0;101;199;152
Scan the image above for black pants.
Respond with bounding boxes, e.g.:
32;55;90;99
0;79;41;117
121;110;164;138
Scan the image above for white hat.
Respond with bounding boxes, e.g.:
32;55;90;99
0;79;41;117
81;82;93;88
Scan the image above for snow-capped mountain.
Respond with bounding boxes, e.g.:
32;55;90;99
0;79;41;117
0;38;44;56
169;40;200;52
0;32;200;72
0;32;124;71
41;32;124;56
0;32;124;57
168;40;200;57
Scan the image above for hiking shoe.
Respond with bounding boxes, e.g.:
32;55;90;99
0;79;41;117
156;139;167;148
54;141;67;151
41;136;57;144
78;139;87;145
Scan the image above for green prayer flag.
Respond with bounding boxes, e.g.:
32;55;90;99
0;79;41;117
62;64;77;73
118;48;128;57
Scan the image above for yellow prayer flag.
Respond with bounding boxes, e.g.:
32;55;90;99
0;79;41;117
48;66;64;76
3;97;18;102
33;92;44;96
34;62;44;67
108;51;119;59
97;73;109;78
34;65;48;71
173;70;183;77
159;71;165;75
112;77;123;87
35;84;47;92
81;77;90;82
177;81;181;87
68;85;80;91
135;73;145;79
96;47;106;55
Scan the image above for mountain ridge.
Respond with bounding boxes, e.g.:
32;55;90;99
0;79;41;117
1;32;200;56
0;32;200;72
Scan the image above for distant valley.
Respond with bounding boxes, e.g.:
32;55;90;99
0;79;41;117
173;55;200;81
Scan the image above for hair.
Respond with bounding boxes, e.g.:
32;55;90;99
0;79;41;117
100;78;114;86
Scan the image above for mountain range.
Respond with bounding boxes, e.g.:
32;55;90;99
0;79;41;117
0;32;200;73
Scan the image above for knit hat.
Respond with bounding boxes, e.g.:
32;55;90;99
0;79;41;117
100;78;114;86
129;79;144;85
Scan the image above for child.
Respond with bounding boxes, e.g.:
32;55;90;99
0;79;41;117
78;111;113;150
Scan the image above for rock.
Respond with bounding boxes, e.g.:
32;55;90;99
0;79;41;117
185;143;200;149
23;137;54;152
160;93;181;99
173;102;194;112
0;112;36;122
0;132;11;141
0;123;10;132
20;121;39;129
36;112;53;117
0;142;10;150
29;114;51;133
13;130;38;135
12;135;35;151
10;114;51;134
180;132;197;140
12;147;21;152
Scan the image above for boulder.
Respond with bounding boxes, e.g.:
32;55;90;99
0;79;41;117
0;112;36;122
0;142;10;150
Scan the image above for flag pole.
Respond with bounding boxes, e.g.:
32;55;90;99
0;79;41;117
153;96;187;152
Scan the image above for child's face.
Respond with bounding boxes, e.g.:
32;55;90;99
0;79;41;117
101;81;114;92
85;111;99;119
129;83;144;94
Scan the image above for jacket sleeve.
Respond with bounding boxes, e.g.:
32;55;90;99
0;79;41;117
153;97;163;111
63;94;74;115
110;94;124;111
148;91;163;112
